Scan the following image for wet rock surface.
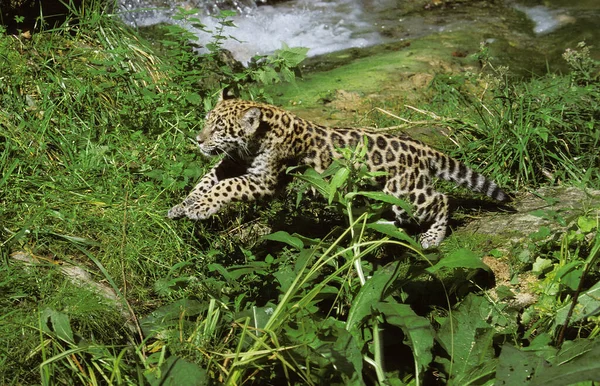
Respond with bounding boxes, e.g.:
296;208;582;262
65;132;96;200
462;186;600;242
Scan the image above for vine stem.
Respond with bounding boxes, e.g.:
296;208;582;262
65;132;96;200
557;232;600;347
346;201;386;383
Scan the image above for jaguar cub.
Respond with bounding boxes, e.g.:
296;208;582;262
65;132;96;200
168;92;509;248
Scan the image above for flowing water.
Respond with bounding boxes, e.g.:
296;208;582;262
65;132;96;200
118;0;600;68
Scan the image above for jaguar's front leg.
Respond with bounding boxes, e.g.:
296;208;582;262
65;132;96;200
167;162;222;219
185;173;278;220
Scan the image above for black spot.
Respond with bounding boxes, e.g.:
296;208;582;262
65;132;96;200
416;175;425;189
367;138;374;151
389;181;398;193
315;127;326;137
294;121;302;134
448;158;456;175
241;193;249;201
236;185;242;192
492;186;507;201
376;136;387;150
282;114;290;126
409;192;417;203
481;179;490;195
226;186;233;192
292;138;303;150
320;153;331;167
406;155;413;167
264;109;273;119
470;171;480;189
457;163;468;180
390;140;399;151
409;144;417;154
331;133;346;147
400;142;408;151
249;184;257;192
386;149;395;162
417;193;426;205
306;126;314;133
372;151;383;166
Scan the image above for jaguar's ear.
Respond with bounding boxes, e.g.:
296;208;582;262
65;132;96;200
219;87;236;102
241;107;262;134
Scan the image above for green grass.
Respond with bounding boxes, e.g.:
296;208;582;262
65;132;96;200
1;4;600;386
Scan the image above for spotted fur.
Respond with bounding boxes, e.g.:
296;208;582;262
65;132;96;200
168;92;509;248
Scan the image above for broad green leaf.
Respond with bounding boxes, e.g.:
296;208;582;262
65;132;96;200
262;231;304;250
495;344;548;385
185;92;202;105
207;262;235;281
329;167;350;204
554;260;583;290
140;299;205;336
273;265;295;293
146;356;208;386
530;339;600;385
347;191;413;214
577;216;597;233
346;261;403;330
310;318;365;385
276;44;309;67
225;263;269;279
553;279;600;331
531;257;553;276
426;248;489;274
291;168;330;197
530;226;551;241
375;301;435;378
367;222;419;247
436;294;497;385
41;308;74;344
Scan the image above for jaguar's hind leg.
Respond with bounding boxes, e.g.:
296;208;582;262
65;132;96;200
415;191;449;249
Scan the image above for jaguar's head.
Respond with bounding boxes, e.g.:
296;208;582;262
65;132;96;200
196;91;262;158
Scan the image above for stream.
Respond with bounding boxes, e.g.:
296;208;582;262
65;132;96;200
118;0;600;70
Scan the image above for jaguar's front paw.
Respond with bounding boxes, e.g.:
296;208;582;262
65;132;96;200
167;204;186;219
186;203;218;220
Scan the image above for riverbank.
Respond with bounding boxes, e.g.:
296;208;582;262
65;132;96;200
1;4;600;385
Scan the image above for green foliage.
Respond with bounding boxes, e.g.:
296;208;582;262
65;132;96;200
431;42;600;190
0;3;305;385
2;2;600;384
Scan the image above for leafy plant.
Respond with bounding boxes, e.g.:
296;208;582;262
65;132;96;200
432;43;600;190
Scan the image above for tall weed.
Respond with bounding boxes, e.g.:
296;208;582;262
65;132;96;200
433;43;600;190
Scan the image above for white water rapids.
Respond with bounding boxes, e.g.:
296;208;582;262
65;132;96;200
118;0;585;64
